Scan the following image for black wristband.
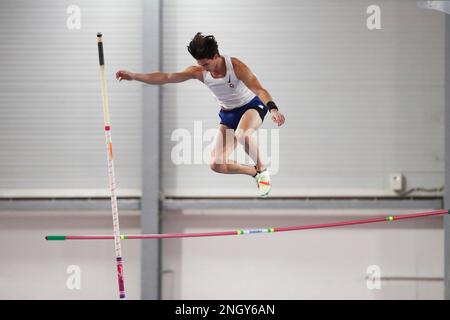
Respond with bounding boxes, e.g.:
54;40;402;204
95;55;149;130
266;101;279;112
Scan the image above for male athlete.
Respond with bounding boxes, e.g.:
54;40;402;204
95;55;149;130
116;32;285;197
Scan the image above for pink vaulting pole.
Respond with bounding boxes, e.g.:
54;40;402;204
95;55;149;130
46;209;449;241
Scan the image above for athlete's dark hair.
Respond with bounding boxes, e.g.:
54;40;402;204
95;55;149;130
187;32;219;60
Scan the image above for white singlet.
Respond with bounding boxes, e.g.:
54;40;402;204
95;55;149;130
202;55;255;110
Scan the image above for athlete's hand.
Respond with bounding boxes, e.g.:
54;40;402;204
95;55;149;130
116;70;135;81
270;109;285;126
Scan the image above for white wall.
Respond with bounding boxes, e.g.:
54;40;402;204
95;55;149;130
0;208;443;299
161;0;444;197
0;0;143;197
0;210;141;299
161;209;444;299
0;0;446;301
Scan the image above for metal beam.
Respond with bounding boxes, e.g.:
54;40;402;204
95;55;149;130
0;197;443;211
445;13;450;301
0;198;140;211
141;0;161;300
162;197;443;211
0;197;441;212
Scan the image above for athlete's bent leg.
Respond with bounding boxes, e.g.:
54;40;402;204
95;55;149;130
236;109;271;197
235;109;265;172
210;124;256;176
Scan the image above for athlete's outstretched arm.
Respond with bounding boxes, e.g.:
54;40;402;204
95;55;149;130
116;66;203;85
232;58;285;126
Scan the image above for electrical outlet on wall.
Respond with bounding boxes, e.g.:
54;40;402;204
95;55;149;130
390;173;404;192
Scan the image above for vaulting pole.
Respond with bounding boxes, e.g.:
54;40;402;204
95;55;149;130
97;32;126;300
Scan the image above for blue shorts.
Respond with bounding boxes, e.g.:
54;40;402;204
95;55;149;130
218;96;268;130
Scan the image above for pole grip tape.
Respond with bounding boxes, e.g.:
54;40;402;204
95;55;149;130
97;33;104;66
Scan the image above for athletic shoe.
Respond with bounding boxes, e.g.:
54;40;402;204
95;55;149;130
254;169;271;198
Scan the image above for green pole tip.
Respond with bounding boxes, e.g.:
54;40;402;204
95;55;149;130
46;235;66;241
386;216;394;222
